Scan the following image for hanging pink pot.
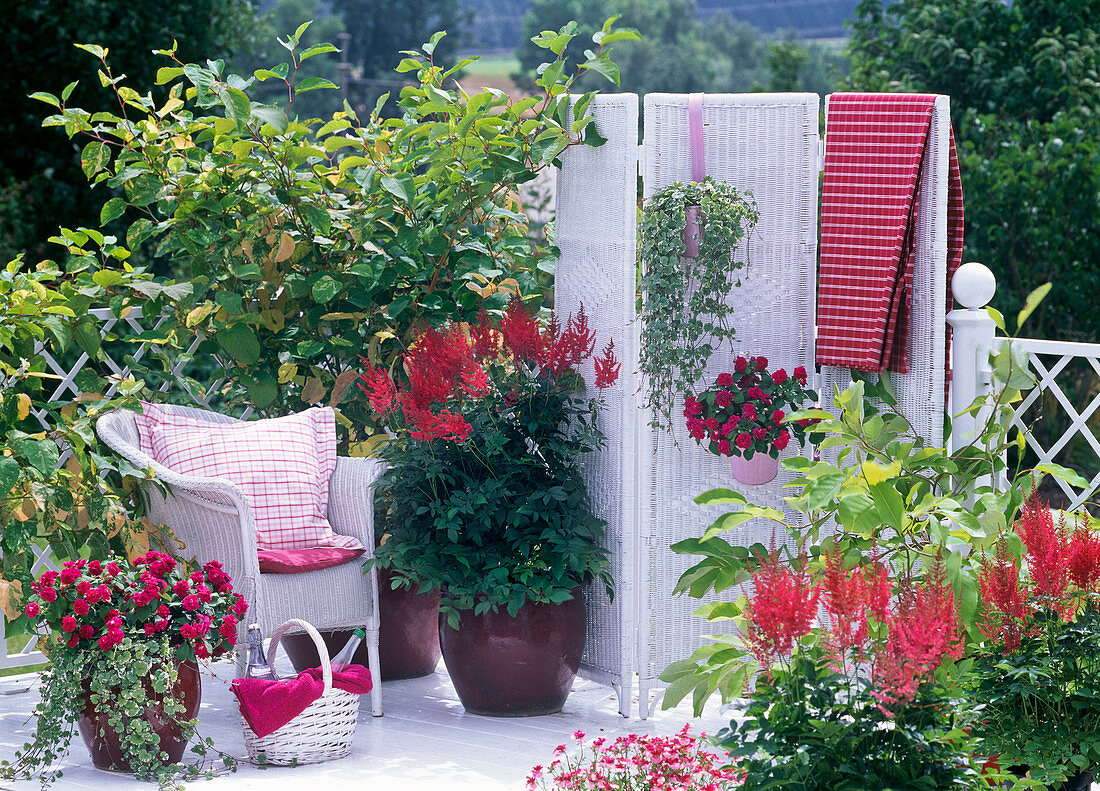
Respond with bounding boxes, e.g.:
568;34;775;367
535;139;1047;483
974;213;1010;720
730;452;778;486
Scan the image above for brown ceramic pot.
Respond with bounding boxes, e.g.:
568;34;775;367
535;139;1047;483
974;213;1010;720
78;660;202;772
439;589;585;716
282;569;442;680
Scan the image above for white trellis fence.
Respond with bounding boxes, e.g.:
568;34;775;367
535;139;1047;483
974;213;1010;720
1;308;214;672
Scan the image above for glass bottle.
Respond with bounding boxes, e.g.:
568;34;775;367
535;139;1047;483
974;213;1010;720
329;628;365;671
245;623;279;681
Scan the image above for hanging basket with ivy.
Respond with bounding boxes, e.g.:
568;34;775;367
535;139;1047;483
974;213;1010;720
639;176;759;432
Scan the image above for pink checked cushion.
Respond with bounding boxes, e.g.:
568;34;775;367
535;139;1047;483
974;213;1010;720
135;404;362;552
257;547;365;574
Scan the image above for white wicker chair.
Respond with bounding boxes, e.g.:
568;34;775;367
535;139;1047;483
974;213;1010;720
96;404;383;717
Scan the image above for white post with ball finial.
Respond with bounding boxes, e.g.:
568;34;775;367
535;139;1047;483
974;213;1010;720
945;262;998;453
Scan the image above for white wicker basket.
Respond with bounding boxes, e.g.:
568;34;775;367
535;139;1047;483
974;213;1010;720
240;618;360;765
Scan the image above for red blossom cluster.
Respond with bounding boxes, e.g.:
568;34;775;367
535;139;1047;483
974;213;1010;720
745;551;963;712
25;551;246;661
684;356;816;460
978;496;1100;650
358;298;619;444
526;724;741;791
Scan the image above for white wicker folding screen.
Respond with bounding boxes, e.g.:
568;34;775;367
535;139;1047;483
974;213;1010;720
637;93;821;716
819;95;951;446
553;94;640;716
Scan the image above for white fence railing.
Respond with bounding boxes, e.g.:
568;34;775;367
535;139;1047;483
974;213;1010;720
948;262;1100;509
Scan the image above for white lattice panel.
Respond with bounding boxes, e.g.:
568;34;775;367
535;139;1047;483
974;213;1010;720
554;94;639;715
637;93;821;713
998;337;1100;510
820;95;950;447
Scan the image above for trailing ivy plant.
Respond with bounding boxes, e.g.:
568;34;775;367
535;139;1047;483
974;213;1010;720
36;20;640;446
639;177;758;432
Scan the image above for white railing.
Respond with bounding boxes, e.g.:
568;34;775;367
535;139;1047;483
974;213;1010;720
948;262;1100;509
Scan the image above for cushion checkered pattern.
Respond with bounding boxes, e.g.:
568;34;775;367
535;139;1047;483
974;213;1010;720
817;92;964;373
135;404;362;552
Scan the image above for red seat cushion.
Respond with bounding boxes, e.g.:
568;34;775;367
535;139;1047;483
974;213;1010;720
257;547;365;574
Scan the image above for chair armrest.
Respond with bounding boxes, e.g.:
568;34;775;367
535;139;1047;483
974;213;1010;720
327;457;386;556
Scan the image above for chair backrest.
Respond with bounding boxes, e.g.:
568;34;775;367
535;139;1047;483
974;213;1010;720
96;405;242;479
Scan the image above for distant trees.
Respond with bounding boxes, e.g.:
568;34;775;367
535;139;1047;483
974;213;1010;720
331;0;469;80
514;0;846;98
847;0;1100;342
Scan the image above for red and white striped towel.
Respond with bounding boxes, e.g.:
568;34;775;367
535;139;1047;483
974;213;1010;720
816;93;964;374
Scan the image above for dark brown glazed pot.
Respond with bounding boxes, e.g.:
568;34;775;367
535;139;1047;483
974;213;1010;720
78;660;201;772
282;568;442;680
439;589;585;716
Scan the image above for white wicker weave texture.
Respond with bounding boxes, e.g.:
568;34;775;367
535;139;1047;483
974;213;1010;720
637;93;821;715
819;95;950;447
554;94;640;716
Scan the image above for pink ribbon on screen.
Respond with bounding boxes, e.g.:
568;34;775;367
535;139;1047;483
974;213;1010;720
684;92;705;258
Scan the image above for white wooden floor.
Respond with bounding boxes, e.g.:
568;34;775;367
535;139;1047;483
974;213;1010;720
0;657;727;791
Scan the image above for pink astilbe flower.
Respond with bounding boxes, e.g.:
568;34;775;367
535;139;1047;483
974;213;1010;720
977;538;1029;651
593;340;620;390
357;362;398;416
821;554;889;667
501;297;546;363
1067;517;1100;594
1017;496;1069;605
872;566;963;710
744;551;820;665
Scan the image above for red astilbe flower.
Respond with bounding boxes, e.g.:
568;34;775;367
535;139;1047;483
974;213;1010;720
593;340;620;389
978;538;1029;650
357;360;398;416
501;297;546;363
744;550;821;665
1017;495;1069;604
469;306;501;360
873;567;964;710
1067;518;1100;593
821;554;889;667
541;306;596;375
404;325;478;409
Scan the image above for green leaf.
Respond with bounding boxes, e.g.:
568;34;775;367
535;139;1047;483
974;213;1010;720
155;67;185;85
80;141;110;178
581;54;621;85
870;481;905;532
215;324;261;365
1034;462;1091;489
300;204;332;235
29;91;59;108
298;43;339;62
98;197;126;225
295;77;338;95
0;456;21;495
246;374;278;409
73;317;102;357
92;270;124;287
693;488;747;506
1016;282;1052;331
251;106;288;134
223;87;251;127
14;438;59;476
380;174;415;202
311;275;342;303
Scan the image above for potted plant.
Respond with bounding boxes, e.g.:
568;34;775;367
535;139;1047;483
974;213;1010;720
639;177;759;432
526;724;741;790
0;551;247;786
683;356;817;485
712;550;984;789
965;497;1100;790
358;298;618;715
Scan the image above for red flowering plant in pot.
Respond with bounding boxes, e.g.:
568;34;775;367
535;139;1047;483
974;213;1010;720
963;497;1100;789
359;297;619;715
0;551;247;787
684;356;817;485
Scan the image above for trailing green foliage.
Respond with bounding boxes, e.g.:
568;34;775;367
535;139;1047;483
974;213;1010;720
39;21;637;444
639;177;758;432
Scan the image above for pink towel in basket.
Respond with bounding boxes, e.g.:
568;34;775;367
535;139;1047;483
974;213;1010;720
816;93;964;374
232;665;373;738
